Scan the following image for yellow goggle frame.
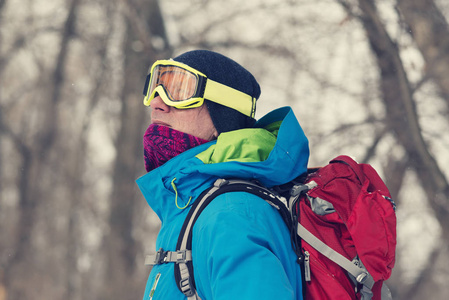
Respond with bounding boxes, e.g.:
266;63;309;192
143;60;256;118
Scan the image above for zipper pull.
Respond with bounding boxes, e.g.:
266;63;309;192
304;251;311;282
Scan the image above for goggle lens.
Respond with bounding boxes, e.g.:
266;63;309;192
149;65;198;101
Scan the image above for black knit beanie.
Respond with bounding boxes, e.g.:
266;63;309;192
173;50;260;134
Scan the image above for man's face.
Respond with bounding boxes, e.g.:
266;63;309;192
150;95;218;141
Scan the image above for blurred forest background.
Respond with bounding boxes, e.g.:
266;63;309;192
1;0;449;299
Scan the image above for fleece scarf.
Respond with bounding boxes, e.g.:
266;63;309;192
143;124;209;172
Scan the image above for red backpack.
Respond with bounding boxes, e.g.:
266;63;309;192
145;155;397;300
291;155;396;299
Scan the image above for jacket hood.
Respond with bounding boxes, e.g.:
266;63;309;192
137;106;309;222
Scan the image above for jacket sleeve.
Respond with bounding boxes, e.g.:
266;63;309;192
191;191;299;300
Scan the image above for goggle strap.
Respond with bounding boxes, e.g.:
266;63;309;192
204;79;256;118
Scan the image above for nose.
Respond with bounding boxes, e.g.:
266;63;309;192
150;95;170;112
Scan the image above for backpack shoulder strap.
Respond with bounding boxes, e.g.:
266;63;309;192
173;178;292;299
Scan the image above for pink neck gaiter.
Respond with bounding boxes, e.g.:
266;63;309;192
143;124;209;172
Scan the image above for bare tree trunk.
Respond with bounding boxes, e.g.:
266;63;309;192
354;0;449;297
0;0;5;213
39;0;80;159
0;3;10;299
2;0;80;299
397;0;449;113
0;119;32;300
357;0;449;229
101;0;171;299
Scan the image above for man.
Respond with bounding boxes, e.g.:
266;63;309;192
137;50;309;300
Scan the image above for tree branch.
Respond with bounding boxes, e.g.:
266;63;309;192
397;0;449;112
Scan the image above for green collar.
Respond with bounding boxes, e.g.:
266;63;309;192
196;121;282;164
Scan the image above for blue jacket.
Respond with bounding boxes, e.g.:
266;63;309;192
137;107;309;300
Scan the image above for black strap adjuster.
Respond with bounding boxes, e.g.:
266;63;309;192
154;248;168;264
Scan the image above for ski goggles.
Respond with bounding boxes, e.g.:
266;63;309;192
143;60;256;118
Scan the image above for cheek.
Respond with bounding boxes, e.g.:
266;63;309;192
171;107;217;140
172;110;203;133
177;112;199;129
195;111;217;140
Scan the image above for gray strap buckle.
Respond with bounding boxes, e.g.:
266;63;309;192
173;249;192;264
180;277;195;297
144;248;192;266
